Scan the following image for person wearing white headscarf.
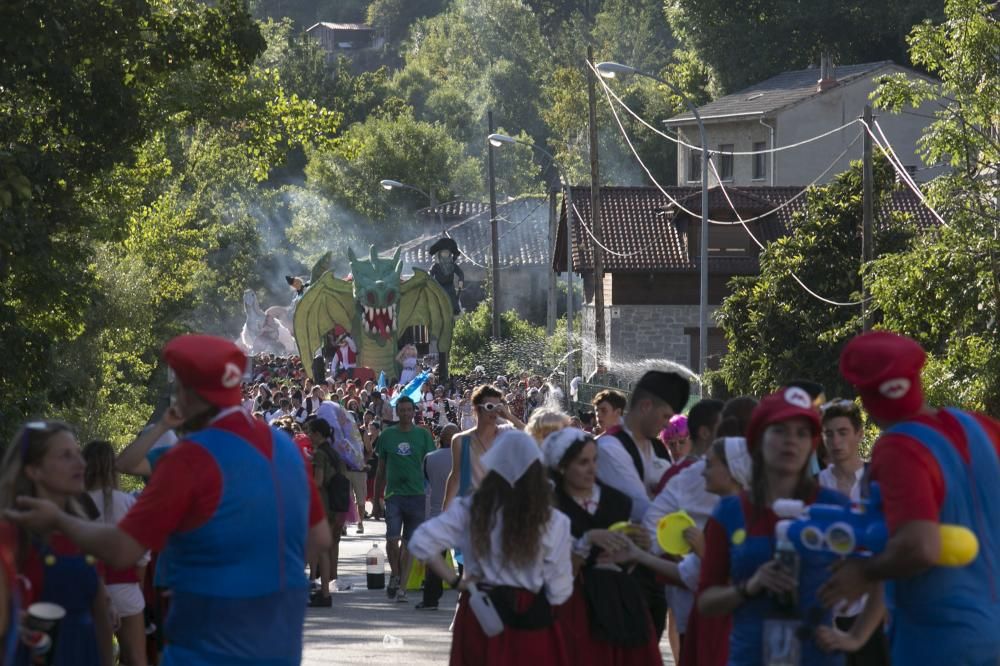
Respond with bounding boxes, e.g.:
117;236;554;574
543;428;665;666
408;430;574;665
640;434;749;657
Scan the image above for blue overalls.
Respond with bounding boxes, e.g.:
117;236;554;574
158;427;311;666
884;409;1000;666
714;488;849;666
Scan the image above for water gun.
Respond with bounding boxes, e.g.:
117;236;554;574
775;483;979;567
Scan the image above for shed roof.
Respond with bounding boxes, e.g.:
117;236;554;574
385;197;551;270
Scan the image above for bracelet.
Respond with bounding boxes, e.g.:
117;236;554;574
736;580;752;599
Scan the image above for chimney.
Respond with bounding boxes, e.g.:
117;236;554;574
817;52;839;92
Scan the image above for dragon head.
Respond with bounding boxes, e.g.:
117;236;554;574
348;245;402;344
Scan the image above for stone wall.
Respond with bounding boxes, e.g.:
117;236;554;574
582;304;718;374
460;265;551;325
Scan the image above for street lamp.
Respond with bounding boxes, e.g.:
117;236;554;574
488;133;576;403
379;179;442;229
596;61;710;397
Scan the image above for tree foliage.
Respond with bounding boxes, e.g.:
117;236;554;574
715;157;917;398
665;0;945;93
867;0;1000;414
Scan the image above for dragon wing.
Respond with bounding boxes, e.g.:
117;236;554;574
293;271;355;378
309;251;333;285
398;268;454;353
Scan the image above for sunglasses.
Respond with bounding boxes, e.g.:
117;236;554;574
820;399;858;413
479;402;504;412
21;421;49;459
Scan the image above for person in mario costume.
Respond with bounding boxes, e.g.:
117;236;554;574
6;334;332;666
819;330;1000;665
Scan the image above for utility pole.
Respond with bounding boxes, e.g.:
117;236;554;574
487;110;501;339
862;104;874;331
587;46;606;371
546;188;557;335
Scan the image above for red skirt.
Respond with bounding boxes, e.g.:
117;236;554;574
450;589;570;666
678;601;730;666
562;579;664;666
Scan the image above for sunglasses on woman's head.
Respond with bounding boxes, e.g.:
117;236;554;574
21;421;49;459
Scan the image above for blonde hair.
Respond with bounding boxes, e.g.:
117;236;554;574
526;408;571;444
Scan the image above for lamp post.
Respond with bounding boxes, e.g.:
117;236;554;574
380;179;442;229
596;62;710;397
488;133;575;403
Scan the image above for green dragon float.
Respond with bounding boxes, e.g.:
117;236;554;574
293;246;454;381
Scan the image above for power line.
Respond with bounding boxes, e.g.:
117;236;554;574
859;118;950;228
589;61;861;157
706;156;870;307
599;71;865;227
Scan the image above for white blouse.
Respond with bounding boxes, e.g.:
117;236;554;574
408;497;574;606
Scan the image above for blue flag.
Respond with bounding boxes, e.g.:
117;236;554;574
377;371;387;391
390;370;431;407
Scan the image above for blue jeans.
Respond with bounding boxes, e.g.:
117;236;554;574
385;495;426;542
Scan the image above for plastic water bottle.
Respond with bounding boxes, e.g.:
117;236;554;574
773;519;799;609
366;543;386;590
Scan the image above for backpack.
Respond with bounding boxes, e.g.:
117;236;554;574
318;444;351;513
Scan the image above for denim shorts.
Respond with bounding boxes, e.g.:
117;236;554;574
385;494;426;542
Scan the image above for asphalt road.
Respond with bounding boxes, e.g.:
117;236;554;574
302;516;676;665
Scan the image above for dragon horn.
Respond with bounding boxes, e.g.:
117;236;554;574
369;245;378;264
392;247;402;274
347;246;357;263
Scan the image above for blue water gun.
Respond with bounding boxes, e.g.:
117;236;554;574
778;483;978;566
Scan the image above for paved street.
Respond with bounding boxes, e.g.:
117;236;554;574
303;516;676;665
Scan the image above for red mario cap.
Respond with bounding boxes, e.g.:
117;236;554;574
839;331;925;422
163;334;247;407
745;386;821;451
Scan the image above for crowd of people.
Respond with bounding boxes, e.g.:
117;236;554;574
0;329;998;666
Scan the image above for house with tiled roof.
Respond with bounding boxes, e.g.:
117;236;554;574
306;22;385;57
555;185;939;376
665;58;943;187
384;196;557;324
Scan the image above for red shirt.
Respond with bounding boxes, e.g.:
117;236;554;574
119;410;324;552
293;433;314;462
869;410;1000;533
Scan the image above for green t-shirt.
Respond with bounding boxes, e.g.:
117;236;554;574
376;425;436;498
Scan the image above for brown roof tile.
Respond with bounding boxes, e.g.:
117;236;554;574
556;185;940;273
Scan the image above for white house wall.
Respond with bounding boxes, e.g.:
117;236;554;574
674;66;943;187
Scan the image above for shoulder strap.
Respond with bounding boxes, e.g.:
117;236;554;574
612;430;644;480
651;438;671;461
459;435;473;496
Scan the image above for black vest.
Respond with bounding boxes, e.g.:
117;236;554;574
612;429;671;481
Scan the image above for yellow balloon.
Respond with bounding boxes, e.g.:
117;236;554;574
608;521;631;533
937;524;979;567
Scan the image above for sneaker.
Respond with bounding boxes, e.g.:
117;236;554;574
396;590;408;603
414;601;438;610
387;576;399;599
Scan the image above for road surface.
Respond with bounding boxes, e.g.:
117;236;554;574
302;517;676;665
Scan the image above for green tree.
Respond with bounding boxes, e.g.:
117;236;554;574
867;0;1000;414
304;110;481;230
665;0;945;93
450;302;567;377
715;157;917;397
0;0;265;435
